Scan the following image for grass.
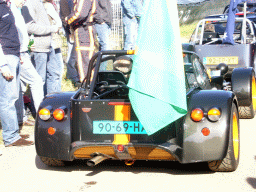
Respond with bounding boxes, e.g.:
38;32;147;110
180;21;199;42
61;66;78;92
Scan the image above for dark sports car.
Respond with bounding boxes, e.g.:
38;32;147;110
36;50;240;172
189;16;256;119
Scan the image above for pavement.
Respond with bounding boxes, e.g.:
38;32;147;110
1;118;256;192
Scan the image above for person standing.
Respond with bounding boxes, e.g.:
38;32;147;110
66;0;96;83
60;0;80;84
0;0;33;147
21;0;60;95
43;0;64;92
121;0;143;50
94;0;113;71
10;0;44;127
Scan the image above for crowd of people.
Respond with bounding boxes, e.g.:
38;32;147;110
0;0;143;151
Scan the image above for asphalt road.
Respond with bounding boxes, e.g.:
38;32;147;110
1;117;256;192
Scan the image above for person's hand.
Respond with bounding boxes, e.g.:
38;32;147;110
65;17;68;23
20;56;24;64
0;65;13;81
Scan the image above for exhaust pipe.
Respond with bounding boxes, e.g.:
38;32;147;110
87;155;109;167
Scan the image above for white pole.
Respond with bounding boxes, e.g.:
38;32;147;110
242;2;247;44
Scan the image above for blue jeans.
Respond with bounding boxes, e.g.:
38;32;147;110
95;23;111;71
123;17;138;50
53;48;64;92
0;55;21;146
31;47;63;95
20;52;44;111
15;52;44;124
15;84;24;125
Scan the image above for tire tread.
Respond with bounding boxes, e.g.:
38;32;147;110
40;156;65;167
239;105;254;119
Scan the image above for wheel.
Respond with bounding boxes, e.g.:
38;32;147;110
40;156;65;167
208;103;240;172
239;75;256;119
239;105;255;119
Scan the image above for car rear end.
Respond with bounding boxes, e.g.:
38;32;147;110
69;97;181;165
194;43;254;75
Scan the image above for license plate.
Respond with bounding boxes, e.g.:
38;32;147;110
203;56;238;65
93;121;147;134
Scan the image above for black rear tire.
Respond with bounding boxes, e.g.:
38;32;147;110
208;103;240;172
39;156;66;167
239;75;256;119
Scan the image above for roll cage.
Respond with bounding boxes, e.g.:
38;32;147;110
190;17;256;45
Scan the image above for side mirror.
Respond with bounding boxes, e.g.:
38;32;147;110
216;63;228;76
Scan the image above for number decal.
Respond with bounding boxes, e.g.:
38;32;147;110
99;123;104;132
116;123;122;132
124;123;129;132
93;121;147;134
105;123;111;132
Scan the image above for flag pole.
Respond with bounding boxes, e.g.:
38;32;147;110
242;1;247;44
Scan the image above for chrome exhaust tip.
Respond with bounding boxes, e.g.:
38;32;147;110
87;155;108;167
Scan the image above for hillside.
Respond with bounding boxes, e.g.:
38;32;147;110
178;0;230;25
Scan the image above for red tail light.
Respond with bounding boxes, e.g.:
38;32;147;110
117;145;125;152
48;127;56;135
191;108;204;122
53;109;65;121
201;128;210;136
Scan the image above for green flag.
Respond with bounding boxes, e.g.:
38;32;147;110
128;0;187;135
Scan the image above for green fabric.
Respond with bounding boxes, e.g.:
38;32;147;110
128;0;187;135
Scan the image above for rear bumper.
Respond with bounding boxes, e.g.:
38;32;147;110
70;141;181;162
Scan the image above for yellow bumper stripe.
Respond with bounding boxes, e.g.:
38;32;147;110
112;105;131;145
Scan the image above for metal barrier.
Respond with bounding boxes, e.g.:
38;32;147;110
110;0;124;50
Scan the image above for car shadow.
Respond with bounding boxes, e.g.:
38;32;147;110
246;178;256;189
35;155;214;175
245;156;256;189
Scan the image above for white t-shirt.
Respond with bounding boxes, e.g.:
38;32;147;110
10;0;29;52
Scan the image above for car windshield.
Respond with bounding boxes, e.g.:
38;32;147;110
184;52;211;91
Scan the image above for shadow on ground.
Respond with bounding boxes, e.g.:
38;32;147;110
35;155;214;176
246;178;256;189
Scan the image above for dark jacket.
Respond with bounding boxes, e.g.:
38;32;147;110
67;0;95;29
60;0;73;30
0;0;20;57
94;0;113;27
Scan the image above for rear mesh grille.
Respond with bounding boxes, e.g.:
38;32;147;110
128;147;176;160
73;146;117;159
73;146;176;160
